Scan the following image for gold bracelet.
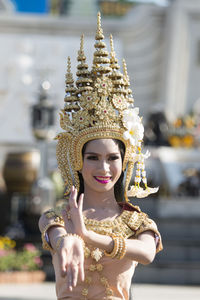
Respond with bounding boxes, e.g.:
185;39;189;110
115;237;123;259
104;235;119;258
55;233;85;251
117;237;127;260
105;236;127;259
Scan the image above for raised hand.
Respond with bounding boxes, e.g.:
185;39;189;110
62;186;87;237
56;234;85;291
55;186;87;291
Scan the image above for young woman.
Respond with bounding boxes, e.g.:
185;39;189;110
39;13;163;300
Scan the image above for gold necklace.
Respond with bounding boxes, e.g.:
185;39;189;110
83;210;138;238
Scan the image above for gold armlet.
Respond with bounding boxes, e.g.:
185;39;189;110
41;223;65;253
44;210;64;224
55;233;85;251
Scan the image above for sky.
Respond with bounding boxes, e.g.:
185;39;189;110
136;0;169;6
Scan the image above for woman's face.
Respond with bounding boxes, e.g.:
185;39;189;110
81;139;123;193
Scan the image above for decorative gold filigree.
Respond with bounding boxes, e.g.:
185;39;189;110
72;110;92;130
112;94;128;111
95;98;117;124
79;91;99;110
95;76;112;96
91;248;104;262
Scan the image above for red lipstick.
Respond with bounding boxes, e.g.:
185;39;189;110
94;176;111;184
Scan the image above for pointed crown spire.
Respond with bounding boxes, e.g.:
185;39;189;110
92;12;111;76
122;58;134;104
76;34;93;96
64;56;79;112
96;11;104;40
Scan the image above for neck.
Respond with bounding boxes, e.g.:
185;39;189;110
82;187;119;211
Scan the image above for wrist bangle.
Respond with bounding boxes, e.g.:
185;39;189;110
117;237;127;260
104;235;119;258
104;235;127;259
55;233;85;251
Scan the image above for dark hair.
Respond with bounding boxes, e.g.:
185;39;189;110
78;139;125;202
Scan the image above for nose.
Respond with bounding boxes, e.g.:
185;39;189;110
98;159;110;173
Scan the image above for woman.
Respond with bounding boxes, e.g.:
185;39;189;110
39;12;162;300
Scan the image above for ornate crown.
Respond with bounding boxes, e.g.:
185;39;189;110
55;12;158;201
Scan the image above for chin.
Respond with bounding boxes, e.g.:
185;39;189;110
92;182;116;193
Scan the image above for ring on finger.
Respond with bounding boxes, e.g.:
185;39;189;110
68;278;72;284
67;211;71;220
67;273;72;283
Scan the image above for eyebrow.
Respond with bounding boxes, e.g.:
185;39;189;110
84;152;120;155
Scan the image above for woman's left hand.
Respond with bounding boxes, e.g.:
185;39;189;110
62;186;87;238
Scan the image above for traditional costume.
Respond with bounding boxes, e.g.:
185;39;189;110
40;12;163;300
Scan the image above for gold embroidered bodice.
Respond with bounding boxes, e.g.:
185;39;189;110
41;207;162;300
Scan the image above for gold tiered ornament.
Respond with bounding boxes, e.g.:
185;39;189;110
55;12;158;202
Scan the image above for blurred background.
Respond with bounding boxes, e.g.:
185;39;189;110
0;0;200;293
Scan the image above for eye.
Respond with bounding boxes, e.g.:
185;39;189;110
86;155;98;160
108;155;120;161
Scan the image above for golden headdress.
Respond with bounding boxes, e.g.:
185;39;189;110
55;12;158;202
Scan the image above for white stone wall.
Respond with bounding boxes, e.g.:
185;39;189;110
120;5;165;116
160;0;200;121
187;12;200;113
0;32;95;143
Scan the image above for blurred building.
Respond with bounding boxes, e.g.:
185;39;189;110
0;0;200;143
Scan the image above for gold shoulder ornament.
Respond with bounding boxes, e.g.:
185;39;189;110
55;12;158;202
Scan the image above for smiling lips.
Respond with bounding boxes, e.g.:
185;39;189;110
94;176;112;184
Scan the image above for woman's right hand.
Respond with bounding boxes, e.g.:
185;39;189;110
50;186;86;291
56;234;85;291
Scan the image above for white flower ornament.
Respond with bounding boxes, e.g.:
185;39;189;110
123;107;140;123
123;108;144;146
130;150;150;164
